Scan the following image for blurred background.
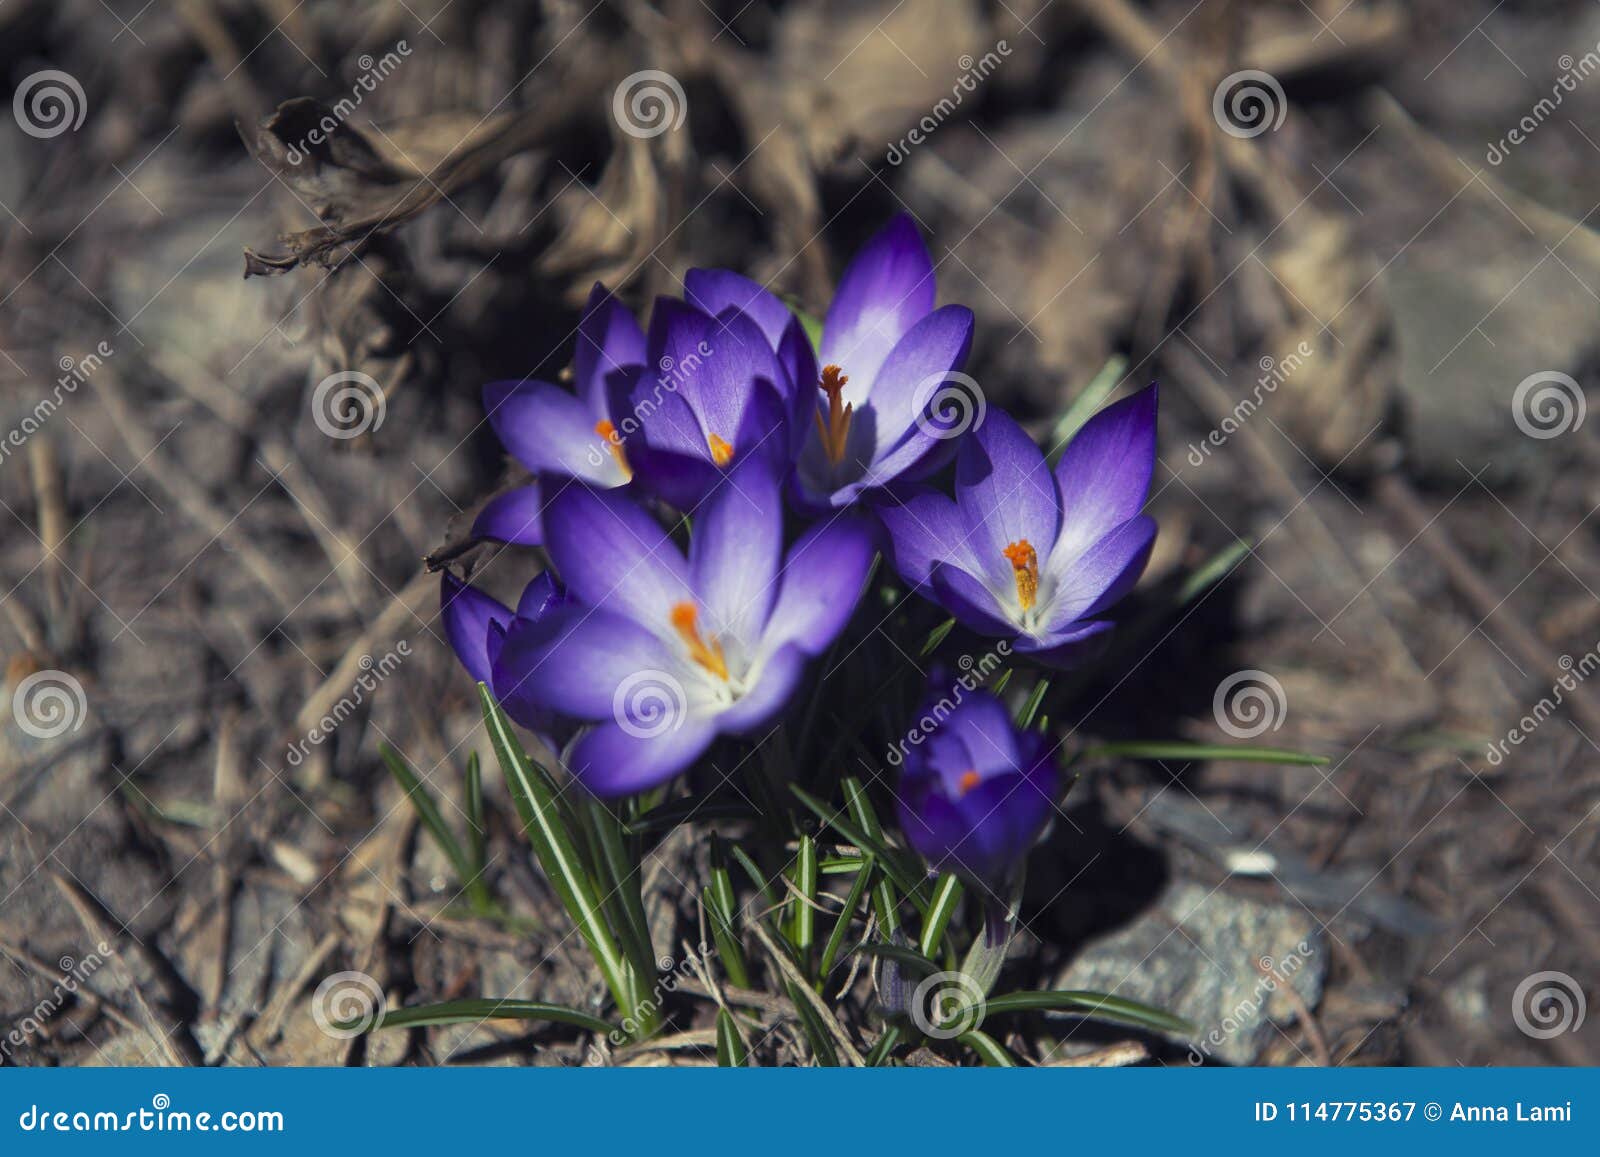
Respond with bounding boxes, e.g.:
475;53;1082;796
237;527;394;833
1;0;1597;1066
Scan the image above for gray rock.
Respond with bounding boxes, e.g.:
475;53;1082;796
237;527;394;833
1055;880;1325;1065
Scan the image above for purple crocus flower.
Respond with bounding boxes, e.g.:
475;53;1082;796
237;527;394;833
440;569;568;741
793;215;975;513
489;462;876;796
879;386;1158;666
621;298;795;512
472;284;645;545
895;688;1058;891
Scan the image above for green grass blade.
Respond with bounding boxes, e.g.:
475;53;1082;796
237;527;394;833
958;989;1193;1036
715;1008;749;1066
919;617;957;657
790;784;924;894
1048;353;1127;461
1015;679;1051;730
959;1029;1018;1066
787;833;818;966
583;794;657;998
919;873;962;959
705;837;751;988
819;857;875;981
854;941;941;977
864;1022;903;1066
379;743;471;884
1081;740;1328;766
622;797;755;835
369;998;613;1036
787;981;840;1067
477;685;634;1025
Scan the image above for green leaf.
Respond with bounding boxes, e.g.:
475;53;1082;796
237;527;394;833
1015;679;1051;730
380;744;471;886
959;1029;1018;1066
1048;353;1127;461
582;794;657;1006
477;685;636;1028
704;837;751;989
787;981;840;1066
370;999;614;1036
819;856;876;981
919;873;962;959
843;779;903;937
864;1022;903;1067
1081;740;1328;766
464;751;487;881
790;784;924;895
853;942;941;977
622;797;755;836
920;617;957;657
958;990;1193;1036
787;833;818;964
715;1008;748;1067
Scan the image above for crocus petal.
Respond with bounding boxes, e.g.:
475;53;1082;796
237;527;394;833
484;380;627;486
1051;384;1157;561
956;408;1061;589
761;515;877;656
950;771;1057;888
441;572;512;688
516;570;565;621
855;304;975;459
719;644;807;733
1009;619;1116;668
877;487;981;592
691;459;783;646
542;483;693;627
1041;514;1157;630
684;269;795;353
928;563;1016;637
941;692;1023;774
820;215;936;393
567;717;720;797
573;283;646;417
471;484;546;546
645;298;786;450
490;604;683;722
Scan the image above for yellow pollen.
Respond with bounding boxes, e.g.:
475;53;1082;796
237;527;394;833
814;364;854;466
707;432;735;468
594;419;631;479
1002;539;1039;612
958;770;981;796
670;601;729;680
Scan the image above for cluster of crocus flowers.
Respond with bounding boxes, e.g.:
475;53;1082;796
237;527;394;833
441;215;1160;889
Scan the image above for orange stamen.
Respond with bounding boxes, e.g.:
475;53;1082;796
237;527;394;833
1002;539;1039;612
594;419;631;479
670;602;729;680
815;365;854;466
707;432;734;468
958;770;981;796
